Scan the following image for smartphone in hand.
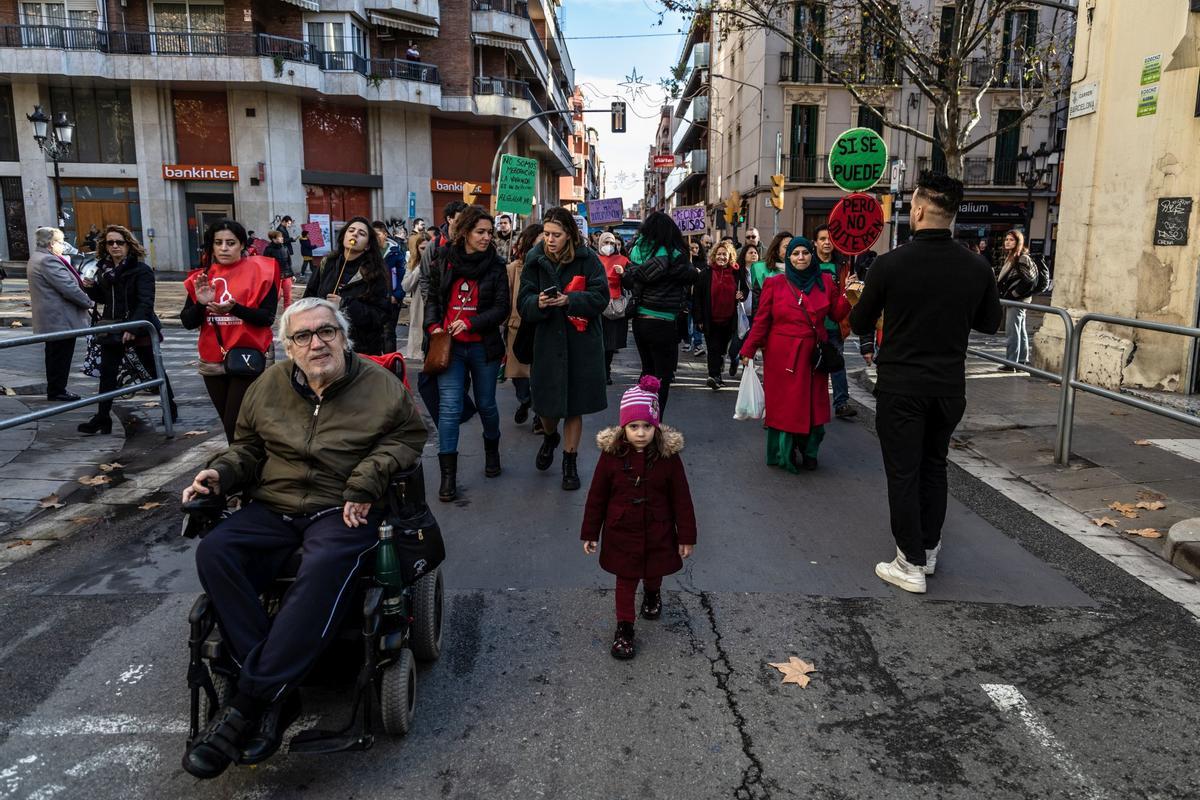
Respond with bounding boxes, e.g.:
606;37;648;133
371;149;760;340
542;286;560;298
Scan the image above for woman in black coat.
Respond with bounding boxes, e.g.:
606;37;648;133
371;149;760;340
424;205;510;502
621;211;696;416
303;216;391;355
79;225;176;435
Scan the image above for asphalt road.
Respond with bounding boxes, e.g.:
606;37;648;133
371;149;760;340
0;349;1197;800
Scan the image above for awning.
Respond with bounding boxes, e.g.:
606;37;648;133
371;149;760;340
368;12;439;37
472;33;523;52
280;0;319;12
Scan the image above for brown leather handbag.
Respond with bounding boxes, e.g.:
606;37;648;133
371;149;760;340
422;329;452;374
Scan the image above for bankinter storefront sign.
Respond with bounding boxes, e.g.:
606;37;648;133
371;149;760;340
163;164;240;181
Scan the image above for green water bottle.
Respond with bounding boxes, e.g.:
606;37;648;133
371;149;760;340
375;521;405;626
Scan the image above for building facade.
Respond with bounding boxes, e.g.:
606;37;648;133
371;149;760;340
1034;1;1200;394
641;104;672;214
697;1;1070;255
0;0;575;268
665;14;708;214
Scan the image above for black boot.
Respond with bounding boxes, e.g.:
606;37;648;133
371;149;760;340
181;705;256;780
561;451;581;491
483;436;501;477
77;414;112;435
536;430;560;471
438;452;458;502
611;621;636;659
641;589;662;620
514;401;530;425
239;693;301;765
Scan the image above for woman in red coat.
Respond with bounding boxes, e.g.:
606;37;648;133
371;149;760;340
581;376;697;660
740;236;850;472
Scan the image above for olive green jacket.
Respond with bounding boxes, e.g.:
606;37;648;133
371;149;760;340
208;353;428;514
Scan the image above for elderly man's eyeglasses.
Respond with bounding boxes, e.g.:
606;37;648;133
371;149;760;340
288;325;340;347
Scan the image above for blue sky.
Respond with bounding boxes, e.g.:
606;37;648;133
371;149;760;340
561;0;688;205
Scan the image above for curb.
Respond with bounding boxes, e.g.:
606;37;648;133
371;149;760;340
0;434;226;568
846;368;1200;618
1166;519;1200;576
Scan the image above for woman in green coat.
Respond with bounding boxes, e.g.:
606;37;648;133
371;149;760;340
518;207;609;490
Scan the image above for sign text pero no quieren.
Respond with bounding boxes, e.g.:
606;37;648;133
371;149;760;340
827;193;885;256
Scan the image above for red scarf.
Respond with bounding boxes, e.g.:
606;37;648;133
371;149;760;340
565;275;589;332
709;263;736;323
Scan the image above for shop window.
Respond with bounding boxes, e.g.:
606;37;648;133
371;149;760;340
301;99;368;173
56;181;141;251
48;86;136;164
305;185;371;225
172;90;231;164
0;86;17;162
1;177;29;261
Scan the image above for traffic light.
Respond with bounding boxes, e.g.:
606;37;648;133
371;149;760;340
770;174;785;211
611;101;626;134
739;199;748;225
723;190;741;225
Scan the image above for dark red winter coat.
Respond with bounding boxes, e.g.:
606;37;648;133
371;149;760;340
580;425;697;578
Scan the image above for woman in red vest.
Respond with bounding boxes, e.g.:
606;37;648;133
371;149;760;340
182;219;279;441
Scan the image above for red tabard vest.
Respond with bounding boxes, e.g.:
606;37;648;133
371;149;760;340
184;256;279;363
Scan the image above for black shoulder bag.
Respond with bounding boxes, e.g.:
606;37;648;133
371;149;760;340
210;317;266;377
787;276;844;374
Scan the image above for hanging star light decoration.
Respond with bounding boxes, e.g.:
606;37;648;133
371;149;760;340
618;68;655;104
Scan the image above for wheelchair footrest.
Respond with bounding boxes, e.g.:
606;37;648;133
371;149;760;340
288;728;374;754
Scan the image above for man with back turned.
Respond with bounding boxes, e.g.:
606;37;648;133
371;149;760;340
849;172;1002;594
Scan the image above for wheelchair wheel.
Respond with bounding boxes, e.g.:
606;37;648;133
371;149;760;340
410;567;443;662
202;670;235;723
380;648;416;736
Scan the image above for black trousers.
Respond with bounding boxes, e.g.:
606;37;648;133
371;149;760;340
203;374;259;442
95;341;175;419
631;316;679;415
384;302;401;353
703;320;734;379
45;337;76;396
875;391;966;566
195;501;383;703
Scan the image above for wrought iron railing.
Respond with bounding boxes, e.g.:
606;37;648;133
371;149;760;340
779;52;901;85
916;156;1021;186
473;75;531;98
783;153;834;184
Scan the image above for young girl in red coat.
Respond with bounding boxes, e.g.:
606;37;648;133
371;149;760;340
581;376;698;659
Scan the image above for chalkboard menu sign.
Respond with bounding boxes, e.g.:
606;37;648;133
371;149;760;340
1153;197;1193;246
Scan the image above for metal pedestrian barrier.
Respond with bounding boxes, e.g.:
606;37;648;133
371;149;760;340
965;299;1199;465
0;320;175;437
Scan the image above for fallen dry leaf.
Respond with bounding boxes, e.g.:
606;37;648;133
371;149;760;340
138;502;163;511
1111;410;1130;416
1126;528;1163;539
1092;517;1121;528
1136;500;1166;511
97;462;125;473
1133;439;1152;446
5;539;32;548
1108;502;1140;519
769;657;817;688
183;430;208;437
9;320;22;328
77;475;112;487
69;516;101;524
1136;489;1167;503
38;494;64;509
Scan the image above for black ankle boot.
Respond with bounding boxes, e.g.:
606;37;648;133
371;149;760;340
77;414;112;435
240;693;301;765
561;451;580;491
483;436;501;477
641;589;662;620
611;621;636;659
514;401;530;425
438;452;458;502
536;430;560;471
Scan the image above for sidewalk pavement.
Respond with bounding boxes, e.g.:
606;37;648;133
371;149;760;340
851;344;1200;583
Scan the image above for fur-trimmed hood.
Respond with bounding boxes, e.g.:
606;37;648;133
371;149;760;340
595;425;684;458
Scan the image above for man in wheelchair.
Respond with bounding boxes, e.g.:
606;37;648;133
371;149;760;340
180;297;428;779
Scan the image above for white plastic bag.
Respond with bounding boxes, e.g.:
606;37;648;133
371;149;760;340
736;301;751;339
733;364;765;421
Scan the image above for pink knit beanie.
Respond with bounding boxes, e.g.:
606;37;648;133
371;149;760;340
620;376;662;428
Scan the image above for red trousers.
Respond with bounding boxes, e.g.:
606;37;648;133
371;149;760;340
614;575;662;623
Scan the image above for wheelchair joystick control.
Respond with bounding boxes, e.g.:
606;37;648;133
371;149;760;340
375;522;404;628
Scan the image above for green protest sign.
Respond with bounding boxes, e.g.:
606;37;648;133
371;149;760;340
496;154;538;215
828;127;888;192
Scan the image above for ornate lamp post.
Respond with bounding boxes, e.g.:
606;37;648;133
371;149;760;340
1015;141;1052;244
27;105;75;227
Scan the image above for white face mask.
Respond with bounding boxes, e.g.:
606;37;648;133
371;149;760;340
599;244;615;256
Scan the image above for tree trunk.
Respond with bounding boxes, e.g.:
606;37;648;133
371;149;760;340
942;146;965;180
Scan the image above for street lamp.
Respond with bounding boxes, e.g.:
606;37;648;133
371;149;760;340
1016;141;1053;244
27;105;75;228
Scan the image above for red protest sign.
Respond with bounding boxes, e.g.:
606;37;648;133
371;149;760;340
827;193;885;255
301;222;324;249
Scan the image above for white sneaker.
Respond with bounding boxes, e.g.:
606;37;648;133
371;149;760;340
874;549;927;593
681;344;692;353
693;346;706;356
923;543;941;576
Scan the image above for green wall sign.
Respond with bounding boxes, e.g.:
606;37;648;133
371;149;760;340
828;127;888;192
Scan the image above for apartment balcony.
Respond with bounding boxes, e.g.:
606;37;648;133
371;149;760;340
470;75;534;121
671;104;706;156
666;148;706;197
362;0;440;22
959;57;1043;89
0;25;440;105
783;153;834;185
778;52;901;85
915;156;1023;187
